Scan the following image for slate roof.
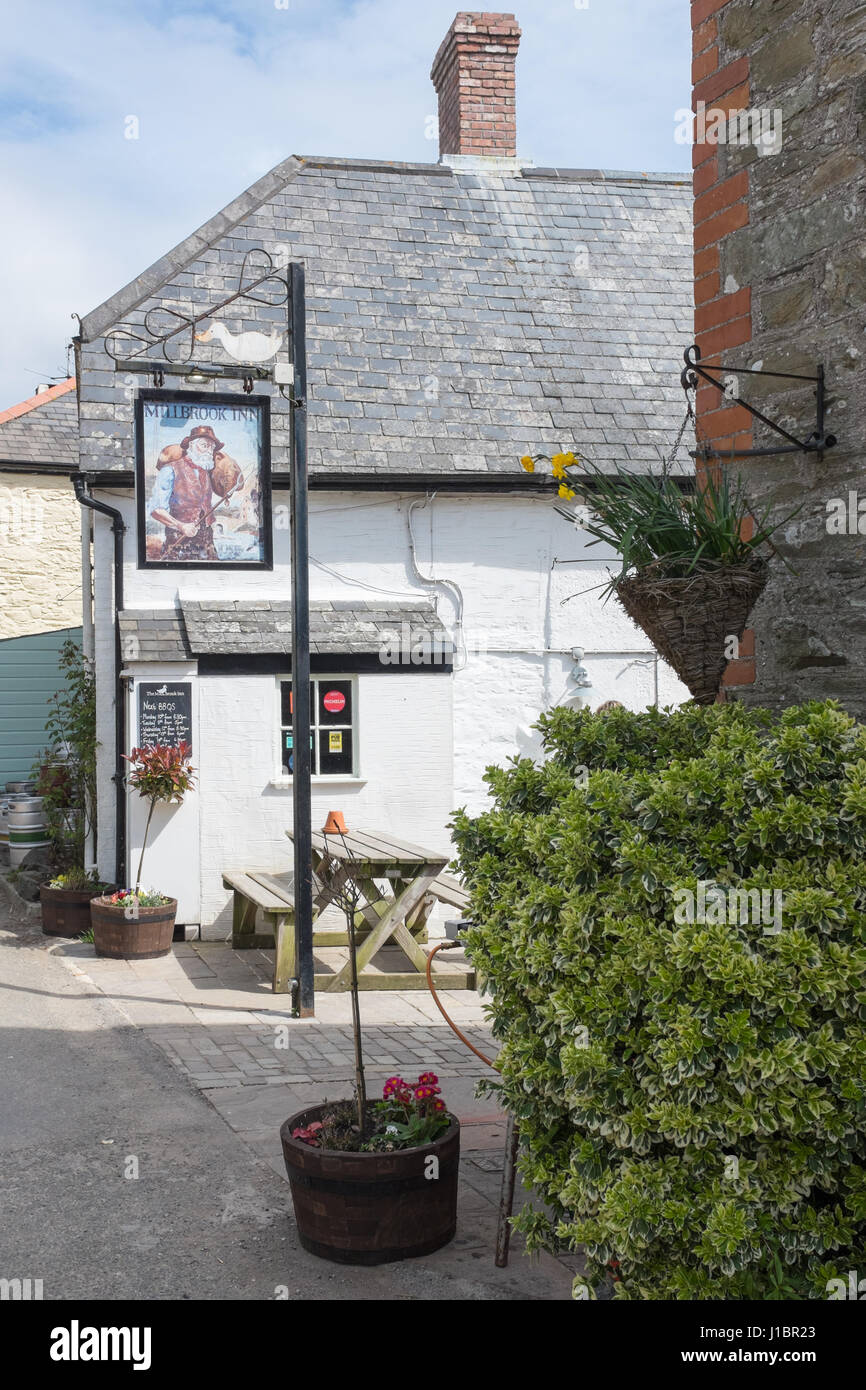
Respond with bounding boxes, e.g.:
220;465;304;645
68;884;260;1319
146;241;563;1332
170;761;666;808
0;379;77;468
78;156;694;479
119;599;449;660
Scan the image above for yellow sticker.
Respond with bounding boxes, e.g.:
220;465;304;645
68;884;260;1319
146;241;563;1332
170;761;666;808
329;732;343;752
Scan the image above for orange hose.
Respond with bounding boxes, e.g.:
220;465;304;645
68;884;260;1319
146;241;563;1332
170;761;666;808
425;941;494;1068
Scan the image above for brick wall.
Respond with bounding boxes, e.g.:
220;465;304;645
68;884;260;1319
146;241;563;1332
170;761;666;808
690;0;866;711
431;12;521;157
691;1;757;693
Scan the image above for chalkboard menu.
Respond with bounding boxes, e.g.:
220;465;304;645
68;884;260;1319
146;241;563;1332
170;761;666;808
137;682;193;752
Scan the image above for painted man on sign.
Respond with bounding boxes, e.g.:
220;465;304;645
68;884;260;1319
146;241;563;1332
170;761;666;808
148;424;242;561
137;392;271;568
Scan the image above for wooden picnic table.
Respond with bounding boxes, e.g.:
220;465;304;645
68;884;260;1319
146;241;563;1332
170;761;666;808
286;825;472;993
224;828;473;994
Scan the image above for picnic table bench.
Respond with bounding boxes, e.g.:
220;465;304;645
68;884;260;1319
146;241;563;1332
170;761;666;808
223;835;473;994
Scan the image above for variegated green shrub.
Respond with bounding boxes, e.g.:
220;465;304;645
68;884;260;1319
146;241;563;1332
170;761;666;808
451;701;866;1299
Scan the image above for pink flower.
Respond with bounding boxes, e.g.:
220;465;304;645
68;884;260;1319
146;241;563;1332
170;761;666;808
418;1071;439;1086
433;1099;446;1113
291;1121;323;1146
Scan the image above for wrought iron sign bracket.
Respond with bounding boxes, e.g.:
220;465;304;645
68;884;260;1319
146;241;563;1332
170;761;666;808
681;343;837;461
114;360;273;392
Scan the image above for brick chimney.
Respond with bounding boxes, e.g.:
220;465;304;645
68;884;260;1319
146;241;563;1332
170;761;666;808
431;12;522;159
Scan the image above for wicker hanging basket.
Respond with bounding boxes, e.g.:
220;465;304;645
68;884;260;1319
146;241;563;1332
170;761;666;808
615;557;769;705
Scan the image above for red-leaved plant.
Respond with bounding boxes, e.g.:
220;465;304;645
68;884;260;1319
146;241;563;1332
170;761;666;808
122;743;195;897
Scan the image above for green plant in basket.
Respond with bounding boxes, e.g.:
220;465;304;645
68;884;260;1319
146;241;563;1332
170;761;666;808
522;449;798;596
520;448;801;704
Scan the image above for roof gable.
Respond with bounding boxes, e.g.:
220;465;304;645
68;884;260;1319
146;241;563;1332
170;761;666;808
0;379;77;468
78;158;694;478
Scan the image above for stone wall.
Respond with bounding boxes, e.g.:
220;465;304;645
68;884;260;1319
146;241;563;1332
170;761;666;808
691;0;866;711
0;475;81;639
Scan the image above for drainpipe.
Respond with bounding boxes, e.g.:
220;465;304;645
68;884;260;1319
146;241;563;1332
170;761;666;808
71;473;126;888
79;503;96;873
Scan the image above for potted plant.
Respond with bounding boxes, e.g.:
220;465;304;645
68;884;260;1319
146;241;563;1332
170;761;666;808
521;447;799;704
32;639;107;930
41;867;114;937
280;816;460;1264
90;742;194;960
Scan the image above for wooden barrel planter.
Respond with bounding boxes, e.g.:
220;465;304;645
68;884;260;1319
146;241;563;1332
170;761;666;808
280;1103;460;1265
40;885;109;937
90;896;177;959
615;558;768;705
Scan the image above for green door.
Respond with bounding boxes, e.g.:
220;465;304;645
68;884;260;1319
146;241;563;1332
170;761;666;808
0;627;83;786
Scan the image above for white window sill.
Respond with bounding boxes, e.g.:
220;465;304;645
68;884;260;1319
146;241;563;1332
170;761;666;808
269;777;368;790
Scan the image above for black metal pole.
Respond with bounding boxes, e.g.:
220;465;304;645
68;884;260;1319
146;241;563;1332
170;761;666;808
289;263;314;1017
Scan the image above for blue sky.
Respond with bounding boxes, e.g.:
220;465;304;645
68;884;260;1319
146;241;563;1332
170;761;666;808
0;0;691;406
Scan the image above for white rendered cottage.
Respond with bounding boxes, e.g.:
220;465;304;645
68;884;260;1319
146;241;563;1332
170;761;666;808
74;13;692;933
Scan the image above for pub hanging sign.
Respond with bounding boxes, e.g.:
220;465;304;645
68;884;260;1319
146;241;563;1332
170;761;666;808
135;389;272;570
137;682;193;753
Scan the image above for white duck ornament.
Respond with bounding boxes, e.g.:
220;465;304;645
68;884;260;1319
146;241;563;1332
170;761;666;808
195;321;284;363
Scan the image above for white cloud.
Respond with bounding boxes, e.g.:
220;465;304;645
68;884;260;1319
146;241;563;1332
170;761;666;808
0;0;690;404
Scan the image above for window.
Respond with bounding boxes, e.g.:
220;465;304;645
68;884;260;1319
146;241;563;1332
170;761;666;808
279;677;356;777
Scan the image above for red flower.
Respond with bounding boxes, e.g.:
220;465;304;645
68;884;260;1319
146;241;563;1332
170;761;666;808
291;1121;323;1146
433;1099;446;1112
417;1071;439;1086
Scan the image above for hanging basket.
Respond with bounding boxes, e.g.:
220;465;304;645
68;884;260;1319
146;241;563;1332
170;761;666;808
615;557;769;705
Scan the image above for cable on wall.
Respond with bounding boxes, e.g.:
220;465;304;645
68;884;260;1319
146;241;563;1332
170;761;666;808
407;494;467;670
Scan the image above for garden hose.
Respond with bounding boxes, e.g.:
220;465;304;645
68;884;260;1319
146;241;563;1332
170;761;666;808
425;938;519;1269
425;940;493;1067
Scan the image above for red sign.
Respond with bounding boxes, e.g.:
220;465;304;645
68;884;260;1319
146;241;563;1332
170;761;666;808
323;690;346;714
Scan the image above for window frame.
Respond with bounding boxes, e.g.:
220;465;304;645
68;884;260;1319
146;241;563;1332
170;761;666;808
275;673;360;782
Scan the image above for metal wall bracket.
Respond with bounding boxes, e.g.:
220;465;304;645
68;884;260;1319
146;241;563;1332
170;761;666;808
99;249;289;366
681;344;838;460
114;360;273;383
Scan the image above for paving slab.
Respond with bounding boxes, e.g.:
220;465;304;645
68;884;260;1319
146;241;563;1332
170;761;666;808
0;918;583;1297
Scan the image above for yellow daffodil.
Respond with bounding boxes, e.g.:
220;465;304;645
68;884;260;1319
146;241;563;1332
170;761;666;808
551;450;579;480
558;484;576;500
520;455;535;473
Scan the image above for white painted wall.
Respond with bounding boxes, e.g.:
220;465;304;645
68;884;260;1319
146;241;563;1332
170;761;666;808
90;486;690;915
198;668;453;934
0;476;81;638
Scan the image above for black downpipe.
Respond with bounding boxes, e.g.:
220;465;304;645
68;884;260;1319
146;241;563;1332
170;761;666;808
71;473;126;889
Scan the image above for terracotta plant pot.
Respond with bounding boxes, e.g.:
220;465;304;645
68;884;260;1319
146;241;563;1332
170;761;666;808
40;884;111;937
280;1103;459;1265
90;896;177;959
